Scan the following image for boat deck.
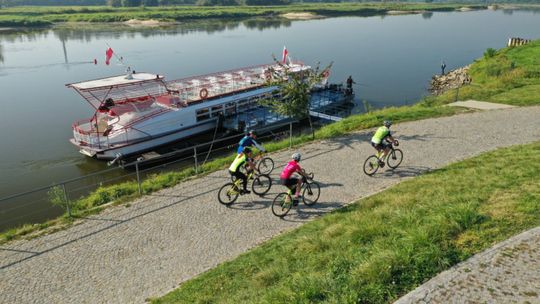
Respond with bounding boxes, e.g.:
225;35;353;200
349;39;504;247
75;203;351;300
222;86;353;131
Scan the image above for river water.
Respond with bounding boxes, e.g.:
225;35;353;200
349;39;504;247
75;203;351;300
0;8;539;224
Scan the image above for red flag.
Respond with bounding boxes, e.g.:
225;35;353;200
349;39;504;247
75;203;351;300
105;47;114;65
282;46;288;64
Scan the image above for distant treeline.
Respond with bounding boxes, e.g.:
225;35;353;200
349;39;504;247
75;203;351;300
2;0;540;7
1;0;292;6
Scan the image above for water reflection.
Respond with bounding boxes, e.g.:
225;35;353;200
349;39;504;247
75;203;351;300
422;12;433;20
0;18;293;45
0;43;3;64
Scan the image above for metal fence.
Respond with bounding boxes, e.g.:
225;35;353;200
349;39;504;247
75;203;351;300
0;121;304;232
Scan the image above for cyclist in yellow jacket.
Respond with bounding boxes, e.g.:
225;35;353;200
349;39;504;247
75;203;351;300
371;120;399;167
229;147;256;194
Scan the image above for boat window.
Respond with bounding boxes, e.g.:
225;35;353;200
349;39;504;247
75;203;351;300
225;102;236;116
237;99;252;112
211;105;224;117
196;108;210;122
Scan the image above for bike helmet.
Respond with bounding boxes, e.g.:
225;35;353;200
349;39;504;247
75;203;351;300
292;152;301;162
242;147;252;154
248;130;256;136
383;120;392;127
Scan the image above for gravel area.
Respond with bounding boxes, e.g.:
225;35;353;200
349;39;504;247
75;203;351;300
395;227;540;304
1;106;539;304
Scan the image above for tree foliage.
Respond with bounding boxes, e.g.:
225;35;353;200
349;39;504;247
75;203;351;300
262;57;332;137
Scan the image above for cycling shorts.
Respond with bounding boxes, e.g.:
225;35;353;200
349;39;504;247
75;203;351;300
371;141;390;150
280;177;299;189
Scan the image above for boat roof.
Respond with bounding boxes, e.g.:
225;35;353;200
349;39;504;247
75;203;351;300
66;73;163;91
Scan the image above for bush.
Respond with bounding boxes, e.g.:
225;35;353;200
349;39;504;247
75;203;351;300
484;48;497;59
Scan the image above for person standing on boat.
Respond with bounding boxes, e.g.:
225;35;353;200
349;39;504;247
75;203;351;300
237;130;265;154
346;76;356;95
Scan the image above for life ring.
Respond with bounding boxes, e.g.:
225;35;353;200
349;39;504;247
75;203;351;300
264;70;272;81
199;88;209;99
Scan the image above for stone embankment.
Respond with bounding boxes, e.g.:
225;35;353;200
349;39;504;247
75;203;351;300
430;65;471;95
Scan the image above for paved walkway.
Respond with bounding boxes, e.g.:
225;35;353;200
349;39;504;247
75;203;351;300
395;227;540;304
1;107;539;303
448;100;516;110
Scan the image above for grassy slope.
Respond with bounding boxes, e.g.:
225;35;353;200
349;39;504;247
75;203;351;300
427;40;540;106
153;141;540;304
0;3;483;26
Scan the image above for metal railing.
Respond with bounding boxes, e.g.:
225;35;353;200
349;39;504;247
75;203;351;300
0;121;301;232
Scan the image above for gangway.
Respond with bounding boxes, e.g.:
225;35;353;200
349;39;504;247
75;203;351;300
309;111;343;122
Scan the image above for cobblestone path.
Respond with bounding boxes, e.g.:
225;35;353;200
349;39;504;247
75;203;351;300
395;227;540;304
1;107;539;303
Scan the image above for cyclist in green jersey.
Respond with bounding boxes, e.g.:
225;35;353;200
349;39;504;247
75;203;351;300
370;120;399;167
228;147;256;194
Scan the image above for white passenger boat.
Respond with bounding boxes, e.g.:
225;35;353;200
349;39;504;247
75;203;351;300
67;62;318;160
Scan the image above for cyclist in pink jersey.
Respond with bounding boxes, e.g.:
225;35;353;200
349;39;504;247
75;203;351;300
280;152;308;205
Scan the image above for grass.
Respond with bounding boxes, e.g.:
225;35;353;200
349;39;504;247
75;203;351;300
152;141;540;304
0;3;485;26
428;39;540;107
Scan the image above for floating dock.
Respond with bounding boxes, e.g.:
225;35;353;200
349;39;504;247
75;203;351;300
222;85;353;131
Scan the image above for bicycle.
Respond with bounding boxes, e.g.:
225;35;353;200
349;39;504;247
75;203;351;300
271;172;320;217
363;141;403;176
231;152;274;181
218;170;272;206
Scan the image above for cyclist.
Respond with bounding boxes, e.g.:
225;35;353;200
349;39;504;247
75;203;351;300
371;120;398;167
280;152;309;205
237;130;266;154
229;147;256;194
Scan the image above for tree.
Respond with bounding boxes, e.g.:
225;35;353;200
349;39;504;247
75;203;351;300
263;57;332;139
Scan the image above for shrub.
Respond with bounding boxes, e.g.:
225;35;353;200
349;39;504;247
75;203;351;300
483;48;497;59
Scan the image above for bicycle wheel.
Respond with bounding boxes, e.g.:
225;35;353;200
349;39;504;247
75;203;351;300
387;149;403;169
363;155;380;176
271;192;293;217
302;181;320;206
218;183;239;206
252;174;272;196
257;157;274;175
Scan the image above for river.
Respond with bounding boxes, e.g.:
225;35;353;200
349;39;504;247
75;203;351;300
0;8;539;228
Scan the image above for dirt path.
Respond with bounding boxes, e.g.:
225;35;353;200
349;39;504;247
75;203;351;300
1;106;539;304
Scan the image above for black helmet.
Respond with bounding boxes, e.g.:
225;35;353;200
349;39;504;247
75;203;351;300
383;120;392;127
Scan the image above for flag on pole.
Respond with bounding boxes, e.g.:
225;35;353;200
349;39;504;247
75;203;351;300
105;47;114;65
282;46;288;64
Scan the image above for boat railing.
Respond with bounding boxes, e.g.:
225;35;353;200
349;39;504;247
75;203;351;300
166;62;307;105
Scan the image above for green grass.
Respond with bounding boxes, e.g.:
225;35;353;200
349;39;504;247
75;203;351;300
430;39;540;106
0;3;485;26
152;141;540;304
